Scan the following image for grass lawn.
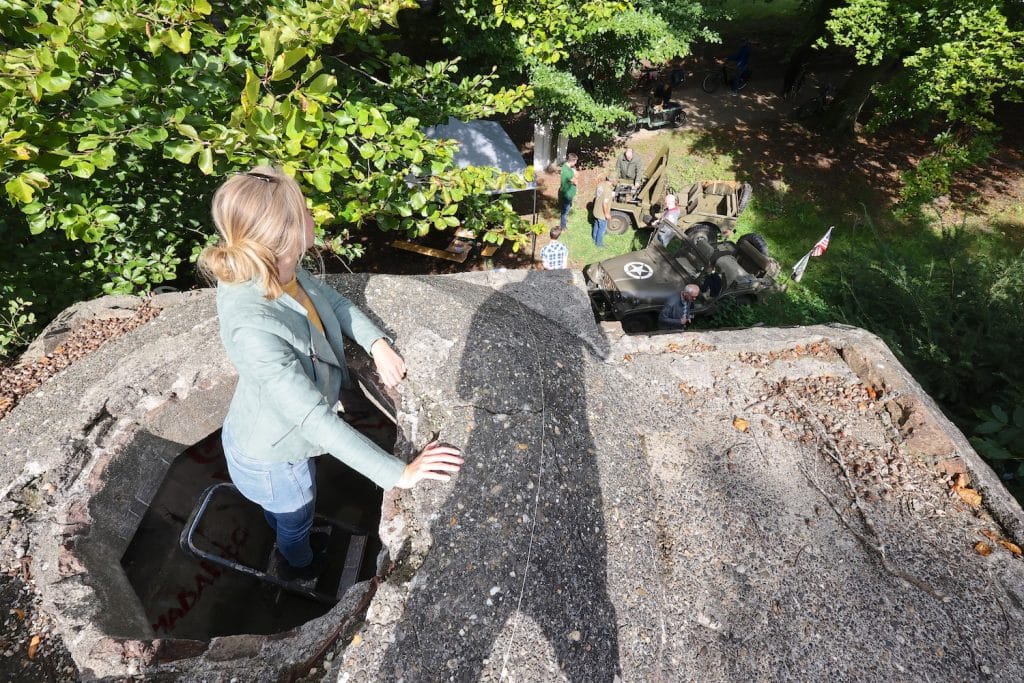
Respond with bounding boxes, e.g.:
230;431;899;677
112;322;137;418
718;0;803;25
560;210;647;270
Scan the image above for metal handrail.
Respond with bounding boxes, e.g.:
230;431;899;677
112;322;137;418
178;482;365;605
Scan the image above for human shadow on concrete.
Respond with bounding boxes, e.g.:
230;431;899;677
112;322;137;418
382;272;620;681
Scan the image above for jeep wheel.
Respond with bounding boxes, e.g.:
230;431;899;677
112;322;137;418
685;222;720;244
607;211;632;235
736;232;770;276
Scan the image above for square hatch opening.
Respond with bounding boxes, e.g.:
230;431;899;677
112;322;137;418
119;400;395;641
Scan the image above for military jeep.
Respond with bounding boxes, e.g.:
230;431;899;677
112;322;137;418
583;221;781;333
606;146;753;238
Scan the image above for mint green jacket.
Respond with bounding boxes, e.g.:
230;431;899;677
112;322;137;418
216;268;405;489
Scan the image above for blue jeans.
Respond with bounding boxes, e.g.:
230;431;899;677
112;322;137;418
222;427;316;568
559;196;573;229
592;218;608;247
732;63;747;92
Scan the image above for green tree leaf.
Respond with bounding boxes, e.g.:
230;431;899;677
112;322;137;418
36;72;73;94
241;68;260;113
307;73;336;96
5;177;34;203
271;47;307;81
976;421;1006;435
311;167;332;192
166;141;203;164
198;146;214;175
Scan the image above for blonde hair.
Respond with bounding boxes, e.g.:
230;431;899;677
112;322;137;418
197;166;309;299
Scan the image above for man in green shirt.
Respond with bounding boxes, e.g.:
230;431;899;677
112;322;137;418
558;153;578;230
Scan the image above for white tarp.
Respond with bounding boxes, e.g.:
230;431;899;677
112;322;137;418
423;117;535;194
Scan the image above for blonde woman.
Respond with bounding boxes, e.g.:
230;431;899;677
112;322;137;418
198;167;462;580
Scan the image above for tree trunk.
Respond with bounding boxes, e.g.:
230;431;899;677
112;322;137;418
555;132;569;166
778;0;845;95
821;57;899;136
533;120;554;173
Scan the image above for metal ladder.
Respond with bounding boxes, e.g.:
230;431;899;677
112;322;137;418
179;482;368;605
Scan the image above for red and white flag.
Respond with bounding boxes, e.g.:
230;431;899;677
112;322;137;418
791;226;834;282
811;226;832;257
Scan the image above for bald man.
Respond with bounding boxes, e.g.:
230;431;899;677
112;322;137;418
659;284;700;330
617;148;642;188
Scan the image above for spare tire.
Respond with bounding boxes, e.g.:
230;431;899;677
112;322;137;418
735;182;753;217
736;232;771;276
685;222;720;244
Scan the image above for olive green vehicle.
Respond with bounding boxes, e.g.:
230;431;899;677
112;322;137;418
606;146;754;237
583;221;781;333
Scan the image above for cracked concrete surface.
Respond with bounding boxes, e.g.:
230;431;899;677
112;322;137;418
2;271;1023;681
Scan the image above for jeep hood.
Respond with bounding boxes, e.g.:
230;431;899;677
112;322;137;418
597;249;688;304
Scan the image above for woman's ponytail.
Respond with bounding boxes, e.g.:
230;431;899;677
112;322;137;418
197;166;308;299
198;238;283;299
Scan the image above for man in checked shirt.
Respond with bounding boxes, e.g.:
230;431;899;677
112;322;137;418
539;227;570;269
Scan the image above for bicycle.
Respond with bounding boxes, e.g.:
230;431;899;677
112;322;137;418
701;62;750;94
792;82;835;119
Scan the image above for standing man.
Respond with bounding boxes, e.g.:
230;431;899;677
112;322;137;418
558;153;578;230
659;284;700;330
539;228;570;270
616;148;642;188
592;173;615;248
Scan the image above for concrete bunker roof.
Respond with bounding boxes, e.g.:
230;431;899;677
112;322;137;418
1;271;1023;681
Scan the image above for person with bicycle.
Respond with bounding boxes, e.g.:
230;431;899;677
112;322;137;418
727;38;751;95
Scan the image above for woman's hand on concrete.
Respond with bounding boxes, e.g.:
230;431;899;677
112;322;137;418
395;442;464;489
371;338;406;388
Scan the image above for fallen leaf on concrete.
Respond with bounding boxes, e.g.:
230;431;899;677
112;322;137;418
951;473;982;506
998;540;1022;556
28;634;40;659
952;472;972;488
732;417;749;432
975;542;993;556
956;488;983;507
